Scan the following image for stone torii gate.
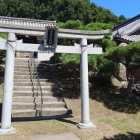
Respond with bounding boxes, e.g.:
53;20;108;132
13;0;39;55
0;17;109;134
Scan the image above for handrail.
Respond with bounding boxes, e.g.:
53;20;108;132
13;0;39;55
30;52;43;116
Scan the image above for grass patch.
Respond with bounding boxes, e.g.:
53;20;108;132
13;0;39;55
98;119;138;132
0;83;3;102
0;98;139;140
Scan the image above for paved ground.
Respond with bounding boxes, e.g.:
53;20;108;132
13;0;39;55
30;132;81;140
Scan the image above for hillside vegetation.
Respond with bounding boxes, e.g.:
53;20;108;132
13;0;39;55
0;0;126;25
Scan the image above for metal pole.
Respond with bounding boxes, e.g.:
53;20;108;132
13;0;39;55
77;38;96;128
0;33;16;134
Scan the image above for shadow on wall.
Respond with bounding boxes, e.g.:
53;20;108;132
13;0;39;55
102;132;140;140
89;77;140;114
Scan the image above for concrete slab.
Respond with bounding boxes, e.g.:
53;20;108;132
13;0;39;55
30;132;80;140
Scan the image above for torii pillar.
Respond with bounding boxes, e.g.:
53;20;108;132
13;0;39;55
0;33;16;134
77;38;96;128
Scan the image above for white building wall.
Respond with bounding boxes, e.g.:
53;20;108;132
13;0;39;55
37;52;54;61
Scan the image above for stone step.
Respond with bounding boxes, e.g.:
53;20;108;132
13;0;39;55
15;61;29;64
12;108;68;117
14;75;53;79
19;56;30;58
13;85;52;91
36;102;65;109
14;70;46;74
13;86;52;91
12;102;65;110
14;64;29;67
14;79;45;82
14;72;50;76
15;75;56;79
14;82;54;86
12;109;36;118
14;69;30;72
15;59;30;63
14;67;48;72
38;108;68;116
29;63;50;67
34;82;54;86
15;59;29;61
29;75;56;80
14;68;30;71
12;96;63;103
28;61;49;65
14;75;31;79
13;91;55;97
35;96;63;102
18;53;30;56
14;64;49;68
14;78;56;82
14;72;31;75
14;65;30;67
13;91;33;96
12;103;35;109
14;67;47;71
14;79;31;82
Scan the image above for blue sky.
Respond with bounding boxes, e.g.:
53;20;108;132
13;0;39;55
90;0;140;18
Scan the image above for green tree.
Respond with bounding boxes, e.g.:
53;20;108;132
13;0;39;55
0;0;127;25
0;33;6;64
117;15;127;25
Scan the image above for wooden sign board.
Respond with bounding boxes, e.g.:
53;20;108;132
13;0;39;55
44;26;58;48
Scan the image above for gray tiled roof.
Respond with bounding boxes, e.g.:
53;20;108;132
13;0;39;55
112;14;140;42
121;35;140;42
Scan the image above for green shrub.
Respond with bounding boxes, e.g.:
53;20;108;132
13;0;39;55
0;33;7;39
105;41;140;64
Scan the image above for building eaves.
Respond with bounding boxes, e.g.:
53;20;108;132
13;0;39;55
113;14;140;31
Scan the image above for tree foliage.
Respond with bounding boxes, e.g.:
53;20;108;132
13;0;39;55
55;21;119;80
105;41;140;64
57;20;114;33
0;0;127;25
0;33;6;64
0;0;132;86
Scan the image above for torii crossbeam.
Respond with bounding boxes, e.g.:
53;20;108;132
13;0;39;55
0;16;109;134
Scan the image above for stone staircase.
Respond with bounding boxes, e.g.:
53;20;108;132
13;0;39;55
16;52;31;58
12;58;72;119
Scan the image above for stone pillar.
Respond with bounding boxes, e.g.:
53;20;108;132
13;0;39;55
0;33;16;134
77;38;96;128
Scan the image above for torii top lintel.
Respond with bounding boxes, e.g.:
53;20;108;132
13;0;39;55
0;16;109;40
